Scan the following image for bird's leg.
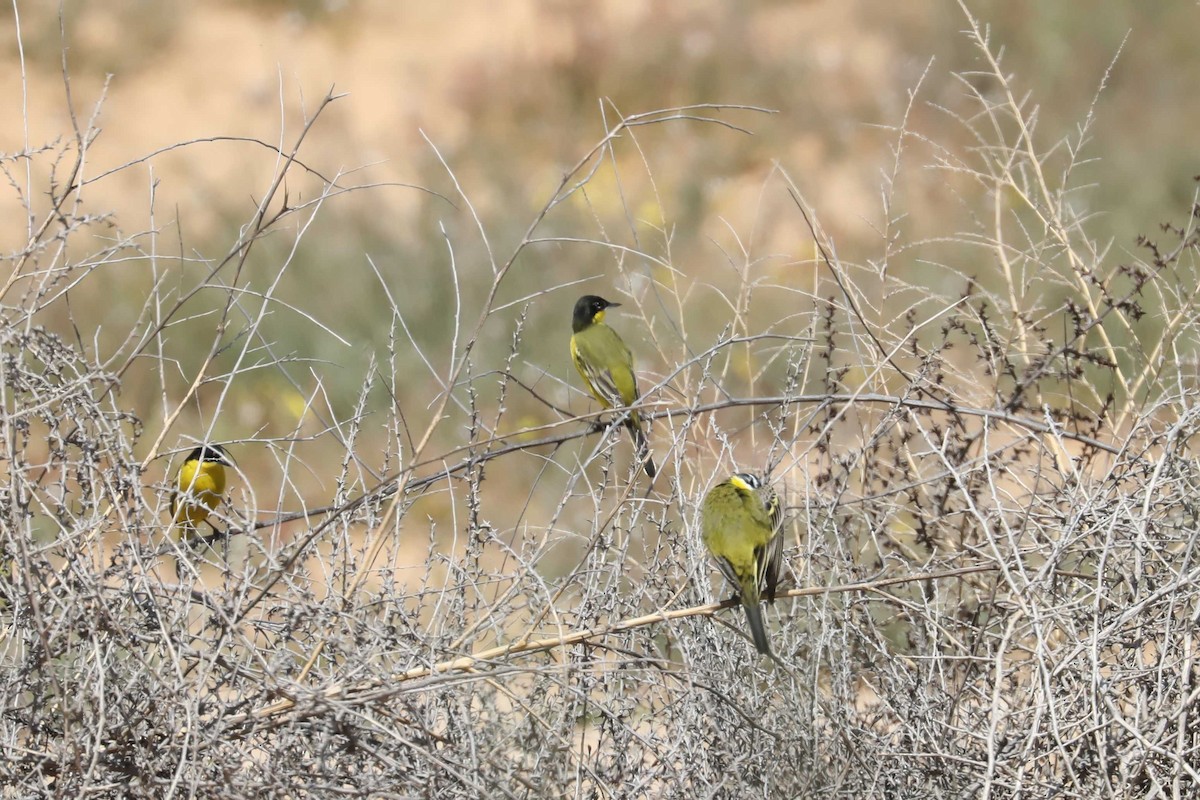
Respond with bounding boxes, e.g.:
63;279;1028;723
195;522;230;547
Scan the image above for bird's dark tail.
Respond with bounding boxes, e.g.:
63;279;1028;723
625;417;656;479
743;599;771;656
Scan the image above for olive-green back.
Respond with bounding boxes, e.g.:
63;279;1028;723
701;482;776;588
570;322;639;409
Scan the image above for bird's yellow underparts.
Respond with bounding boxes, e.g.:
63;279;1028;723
170;443;233;546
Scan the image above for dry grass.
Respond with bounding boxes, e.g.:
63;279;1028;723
3;3;1200;797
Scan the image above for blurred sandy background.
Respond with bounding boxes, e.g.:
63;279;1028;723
2;0;1196;530
4;2;1192;240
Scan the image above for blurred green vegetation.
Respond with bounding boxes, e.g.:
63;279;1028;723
5;0;1197;518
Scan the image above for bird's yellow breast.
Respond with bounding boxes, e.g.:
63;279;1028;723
173;459;226;526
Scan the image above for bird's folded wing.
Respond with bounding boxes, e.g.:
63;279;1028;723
714;556;741;592
583;362;624;409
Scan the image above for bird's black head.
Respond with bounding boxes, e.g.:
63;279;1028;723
572;295;620;333
185;444;232;465
729;472;762;494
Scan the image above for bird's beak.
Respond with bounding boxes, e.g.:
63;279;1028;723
606;302;621;308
